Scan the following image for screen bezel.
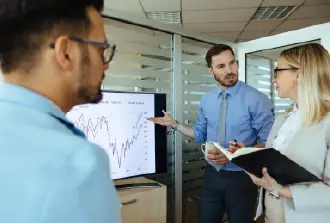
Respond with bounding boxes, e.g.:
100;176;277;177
101;90;168;180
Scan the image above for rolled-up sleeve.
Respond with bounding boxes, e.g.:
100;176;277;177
193;97;207;143
250;94;275;144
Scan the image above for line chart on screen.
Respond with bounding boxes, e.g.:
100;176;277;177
66;92;156;180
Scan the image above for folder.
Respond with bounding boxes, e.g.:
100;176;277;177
211;142;320;185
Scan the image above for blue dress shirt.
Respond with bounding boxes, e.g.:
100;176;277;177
193;81;275;171
0;83;121;223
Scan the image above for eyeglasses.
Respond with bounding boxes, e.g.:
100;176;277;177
50;37;116;64
273;67;298;79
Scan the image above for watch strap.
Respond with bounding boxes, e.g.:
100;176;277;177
171;120;179;131
269;183;282;199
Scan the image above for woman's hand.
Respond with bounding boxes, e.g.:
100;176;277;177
245;167;277;192
245;167;293;199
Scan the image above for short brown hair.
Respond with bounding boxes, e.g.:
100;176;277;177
205;44;235;68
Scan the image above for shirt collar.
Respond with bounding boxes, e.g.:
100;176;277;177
0;83;69;123
216;80;242;98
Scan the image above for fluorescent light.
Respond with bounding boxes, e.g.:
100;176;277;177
257;80;271;86
146;11;181;24
257;66;271;71
257;88;271;93
252;6;298;20
275;103;291;106
182;61;195;64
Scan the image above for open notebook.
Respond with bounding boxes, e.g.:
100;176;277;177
211;142;320;185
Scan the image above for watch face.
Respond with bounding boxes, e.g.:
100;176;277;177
269;191;280;200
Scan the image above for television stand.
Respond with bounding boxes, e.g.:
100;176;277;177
115;177;166;223
115;182;161;190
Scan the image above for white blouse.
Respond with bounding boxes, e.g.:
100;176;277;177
271;105;300;154
264;104;300;223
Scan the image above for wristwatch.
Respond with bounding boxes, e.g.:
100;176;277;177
268;182;282;199
171;120;179;131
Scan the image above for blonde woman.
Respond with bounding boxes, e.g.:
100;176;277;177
231;43;330;222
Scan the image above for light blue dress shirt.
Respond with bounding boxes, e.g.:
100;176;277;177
0;83;121;223
193;81;275;171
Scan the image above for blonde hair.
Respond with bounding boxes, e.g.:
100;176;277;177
279;43;330;127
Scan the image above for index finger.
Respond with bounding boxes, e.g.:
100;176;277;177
207;148;220;154
146;117;162;124
228;147;238;153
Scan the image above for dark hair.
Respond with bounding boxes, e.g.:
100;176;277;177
0;0;104;73
205;44;235;68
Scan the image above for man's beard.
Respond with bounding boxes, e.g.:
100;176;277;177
77;73;105;104
214;73;238;87
78;86;103;104
76;48;104;104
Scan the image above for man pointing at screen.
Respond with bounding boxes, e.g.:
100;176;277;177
148;44;274;223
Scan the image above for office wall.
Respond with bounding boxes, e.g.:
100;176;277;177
237;22;330;82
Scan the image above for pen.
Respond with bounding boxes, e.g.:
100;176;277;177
233;139;238;147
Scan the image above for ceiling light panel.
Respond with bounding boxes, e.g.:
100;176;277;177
146;11;181;24
252;6;298;20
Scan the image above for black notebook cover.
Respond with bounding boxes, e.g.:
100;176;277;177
231;148;320;185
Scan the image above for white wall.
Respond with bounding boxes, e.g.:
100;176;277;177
237;22;330;82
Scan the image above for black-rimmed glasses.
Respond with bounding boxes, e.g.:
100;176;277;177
50;37;116;64
273;67;298;79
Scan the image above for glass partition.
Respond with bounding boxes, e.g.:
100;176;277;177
246;54;272;99
246;53;293;115
180;37;214;223
103;17;175;222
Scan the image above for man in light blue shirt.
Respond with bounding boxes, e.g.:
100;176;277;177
0;1;121;223
148;44;274;223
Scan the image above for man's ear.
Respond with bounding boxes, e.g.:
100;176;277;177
54;36;73;70
208;67;213;75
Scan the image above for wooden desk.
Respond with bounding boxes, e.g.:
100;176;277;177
115;177;167;223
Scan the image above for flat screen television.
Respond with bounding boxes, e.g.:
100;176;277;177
66;91;167;180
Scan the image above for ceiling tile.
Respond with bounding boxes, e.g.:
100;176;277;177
236;39;250;43
262;0;304;6
182;0;262;11
183;22;247;32
239;30;271;39
288;5;330;19
105;0;144;13
202;32;241;42
272;18;330;34
104;18;155;35
304;0;330;5
168;23;183;28
182;8;257;23
244;20;282;31
140;0;181;12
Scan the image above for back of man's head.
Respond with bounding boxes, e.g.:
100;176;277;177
0;0;104;74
